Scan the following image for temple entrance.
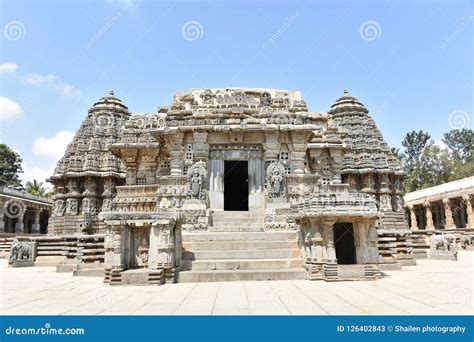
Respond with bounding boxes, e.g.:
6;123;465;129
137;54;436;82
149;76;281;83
333;222;356;264
127;228;150;269
224;161;248;211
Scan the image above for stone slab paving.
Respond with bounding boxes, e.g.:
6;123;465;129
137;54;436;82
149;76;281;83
1;252;472;316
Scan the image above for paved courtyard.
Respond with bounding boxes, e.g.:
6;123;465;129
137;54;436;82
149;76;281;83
1;252;472;316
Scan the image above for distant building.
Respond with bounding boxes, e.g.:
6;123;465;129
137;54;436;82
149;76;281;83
404;177;474;230
0;186;52;234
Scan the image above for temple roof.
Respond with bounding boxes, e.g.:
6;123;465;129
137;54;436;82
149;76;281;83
329;90;402;174
166;88;309;113
49;91;130;180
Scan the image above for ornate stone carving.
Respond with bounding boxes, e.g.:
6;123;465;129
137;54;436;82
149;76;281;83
266;162;286;199
186;161;207;200
53;199;65;216
82;197;97;214
65;198;78;215
9;239;37;267
260;92;272;106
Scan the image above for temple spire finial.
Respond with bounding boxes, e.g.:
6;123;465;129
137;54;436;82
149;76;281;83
343;88;349;95
109;89;114;96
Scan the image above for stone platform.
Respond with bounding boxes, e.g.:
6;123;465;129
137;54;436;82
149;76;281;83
1;252;472;315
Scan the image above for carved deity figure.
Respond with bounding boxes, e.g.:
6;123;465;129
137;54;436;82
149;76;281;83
190;172;202;198
266;162;286;199
260;92;272;106
54;199;65;216
66;198;78;214
186;161;207;201
82;198;96;214
101;198;112;212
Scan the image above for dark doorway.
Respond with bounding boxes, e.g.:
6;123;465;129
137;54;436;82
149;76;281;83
224;161;248;211
333;222;356;264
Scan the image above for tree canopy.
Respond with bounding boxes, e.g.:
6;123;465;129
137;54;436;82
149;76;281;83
400;128;473;193
0;143;23;188
25;179;52;198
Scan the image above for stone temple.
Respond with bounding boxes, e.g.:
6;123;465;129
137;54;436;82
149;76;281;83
46;88;414;284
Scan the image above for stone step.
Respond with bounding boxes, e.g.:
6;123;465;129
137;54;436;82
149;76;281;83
189;240;292;250
209;225;264;232
181;258;302;270
183;249;298;260
182;231;298;242
179;268;307;282
212;219;265;225
212;210;264;217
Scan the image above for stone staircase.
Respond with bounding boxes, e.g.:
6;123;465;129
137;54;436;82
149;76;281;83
179;211;306;282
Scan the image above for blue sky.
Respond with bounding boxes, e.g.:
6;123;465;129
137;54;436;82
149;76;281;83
0;0;472;185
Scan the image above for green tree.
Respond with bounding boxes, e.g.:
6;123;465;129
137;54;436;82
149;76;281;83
442;128;473;163
421;144;452;187
402;130;431;192
0;143;23;188
25;179;51;197
390;147;405;163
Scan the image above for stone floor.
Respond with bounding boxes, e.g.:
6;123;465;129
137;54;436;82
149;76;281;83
1;252;472;316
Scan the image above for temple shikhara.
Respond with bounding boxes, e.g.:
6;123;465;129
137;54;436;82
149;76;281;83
34;88;416;284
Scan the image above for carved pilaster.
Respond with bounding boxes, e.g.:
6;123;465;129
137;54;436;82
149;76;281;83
264;131;280;163
409;205;418;230
443;198;456;229
424;202;435;230
192;131;209;162
463;194;473;228
323;220;336;263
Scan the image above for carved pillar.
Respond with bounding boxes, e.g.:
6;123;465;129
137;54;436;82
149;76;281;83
443;198;456;229
409;205;418;230
463;194;473;228
264;131;280;164
15;207;26;233
209;158;224;192
290;132;306;175
31;209;41;234
323;220;337;263
424;202;435;230
311;222;324;262
168;133;185;176
0;200;4;233
149;220;174;268
192;131;209;162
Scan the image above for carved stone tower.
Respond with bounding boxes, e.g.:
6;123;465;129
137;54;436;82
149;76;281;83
48;90;130;235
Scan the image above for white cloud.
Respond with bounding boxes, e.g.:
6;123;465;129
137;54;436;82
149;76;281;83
0;96;23;122
55;83;83;97
25;73;57;86
21;162;54;188
24;73;82;97
32;130;75;160
0;62;18;74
